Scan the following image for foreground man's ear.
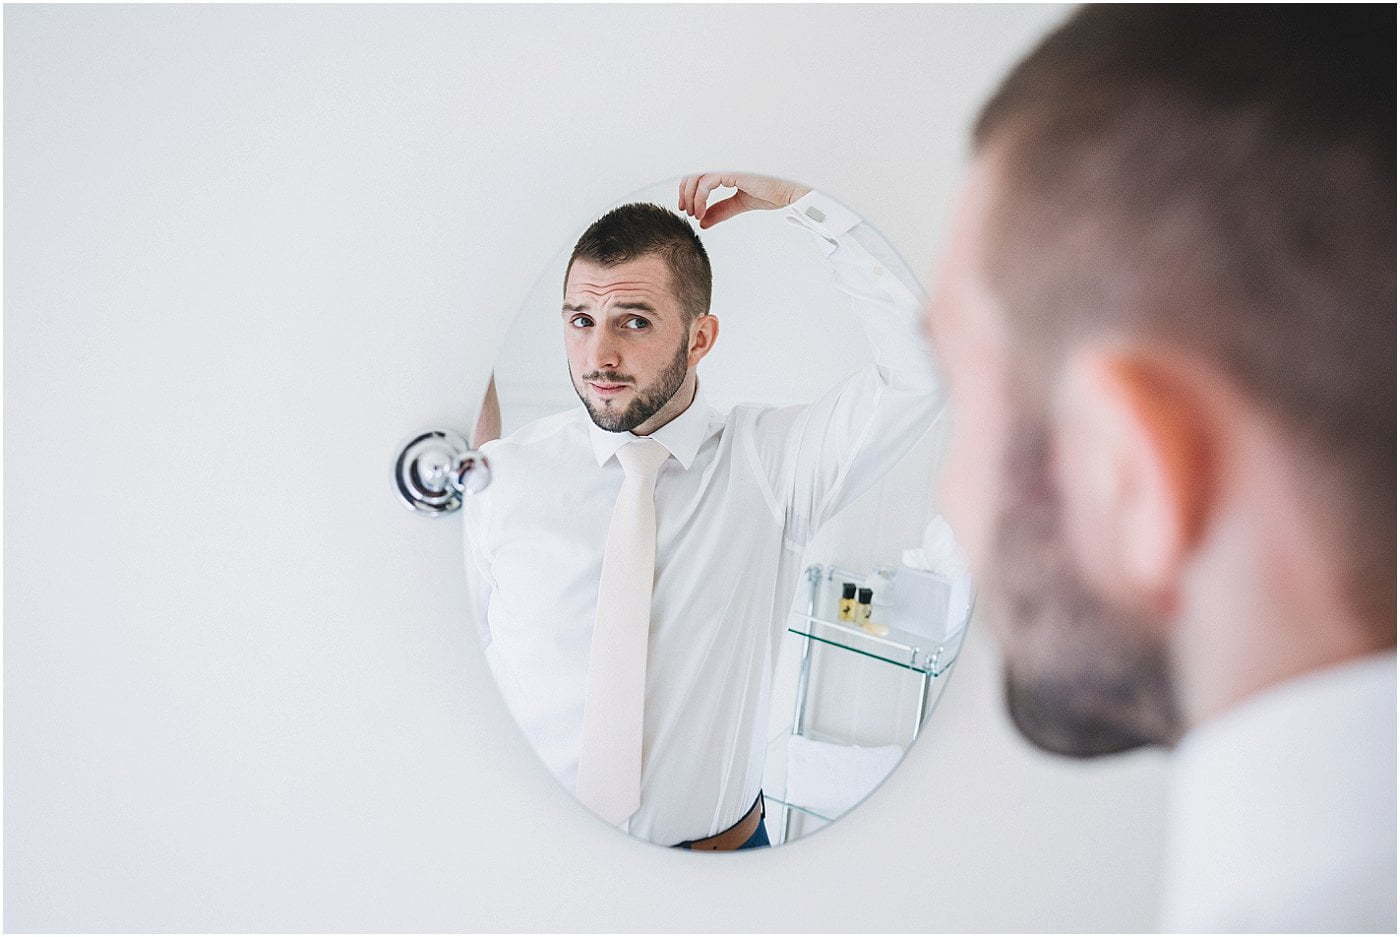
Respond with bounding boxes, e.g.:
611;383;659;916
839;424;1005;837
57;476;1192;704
1051;346;1213;617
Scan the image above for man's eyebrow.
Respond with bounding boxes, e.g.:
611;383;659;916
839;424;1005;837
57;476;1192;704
562;300;659;315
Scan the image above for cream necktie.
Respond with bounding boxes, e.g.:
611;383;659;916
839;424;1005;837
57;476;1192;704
575;436;671;827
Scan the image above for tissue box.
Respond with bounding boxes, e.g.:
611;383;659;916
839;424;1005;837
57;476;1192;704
887;566;963;641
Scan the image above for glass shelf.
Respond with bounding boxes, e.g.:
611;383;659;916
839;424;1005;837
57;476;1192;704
770;562;971;844
786;610;962;676
764;794;834;824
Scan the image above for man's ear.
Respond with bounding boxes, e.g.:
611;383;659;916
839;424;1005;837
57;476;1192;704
1050;346;1212;616
688;314;719;367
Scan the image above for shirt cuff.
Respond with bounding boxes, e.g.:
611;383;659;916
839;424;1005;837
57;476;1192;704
785;190;863;251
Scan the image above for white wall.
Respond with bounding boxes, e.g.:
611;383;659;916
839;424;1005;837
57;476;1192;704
6;4;1170;931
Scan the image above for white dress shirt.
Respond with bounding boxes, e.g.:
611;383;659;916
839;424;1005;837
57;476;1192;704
1158;650;1397;932
461;190;945;845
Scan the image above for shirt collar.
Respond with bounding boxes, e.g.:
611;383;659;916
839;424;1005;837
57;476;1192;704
1158;649;1397;930
1173;648;1396;769
586;379;714;470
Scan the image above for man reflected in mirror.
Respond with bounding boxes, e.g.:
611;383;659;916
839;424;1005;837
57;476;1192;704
462;171;945;849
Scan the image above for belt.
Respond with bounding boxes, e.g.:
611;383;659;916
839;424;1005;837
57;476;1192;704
673;790;766;851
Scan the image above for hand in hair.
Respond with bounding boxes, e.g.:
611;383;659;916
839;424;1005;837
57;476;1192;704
676;171;812;229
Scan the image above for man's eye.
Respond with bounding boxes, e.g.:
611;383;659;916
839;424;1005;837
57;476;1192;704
569;315;593;328
623;317;650;330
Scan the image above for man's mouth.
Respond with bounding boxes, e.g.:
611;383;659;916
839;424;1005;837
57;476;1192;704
588;381;629;397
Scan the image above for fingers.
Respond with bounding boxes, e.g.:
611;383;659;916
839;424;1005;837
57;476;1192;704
691;175;711;218
682;173;715;218
678;171;812;226
678;171;748;224
693;174;729;223
679;174;702;217
698;191;757;228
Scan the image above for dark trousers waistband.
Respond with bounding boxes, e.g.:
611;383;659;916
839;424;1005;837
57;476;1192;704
672;789;766;850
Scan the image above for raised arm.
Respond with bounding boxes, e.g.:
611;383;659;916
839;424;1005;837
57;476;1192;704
680;171;946;547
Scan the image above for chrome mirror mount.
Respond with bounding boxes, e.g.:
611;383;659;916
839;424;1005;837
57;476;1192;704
392;428;491;515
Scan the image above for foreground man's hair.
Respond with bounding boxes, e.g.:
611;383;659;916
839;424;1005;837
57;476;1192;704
974;4;1396;627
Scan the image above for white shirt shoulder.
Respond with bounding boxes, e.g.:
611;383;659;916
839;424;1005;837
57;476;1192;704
483;407;585;457
1159;650;1397;932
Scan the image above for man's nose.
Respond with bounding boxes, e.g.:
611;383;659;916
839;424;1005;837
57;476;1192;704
585;333;622;373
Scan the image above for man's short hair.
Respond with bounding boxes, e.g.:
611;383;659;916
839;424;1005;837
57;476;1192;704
972;5;1396;625
565;202;712;322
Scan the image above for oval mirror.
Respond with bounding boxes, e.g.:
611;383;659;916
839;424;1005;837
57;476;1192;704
462;173;973;850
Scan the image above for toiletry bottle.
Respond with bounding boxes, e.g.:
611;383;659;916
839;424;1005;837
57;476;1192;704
858;587;891;636
838;582;857;621
856;587;873;631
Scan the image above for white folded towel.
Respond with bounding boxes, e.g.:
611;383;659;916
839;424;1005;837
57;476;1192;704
784;734;906;818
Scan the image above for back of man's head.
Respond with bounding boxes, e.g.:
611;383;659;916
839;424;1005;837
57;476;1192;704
974;4;1395;629
566;202;712;322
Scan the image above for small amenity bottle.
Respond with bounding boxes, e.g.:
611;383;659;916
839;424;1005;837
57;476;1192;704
857;587;890;636
856;587;873;630
838;582;858;621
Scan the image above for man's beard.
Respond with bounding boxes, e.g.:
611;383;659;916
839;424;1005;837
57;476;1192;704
574;337;689;433
986;413;1183;756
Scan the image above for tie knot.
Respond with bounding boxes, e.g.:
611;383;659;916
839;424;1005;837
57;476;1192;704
615;437;670;479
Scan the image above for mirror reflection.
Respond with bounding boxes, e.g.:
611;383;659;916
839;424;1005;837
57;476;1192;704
462;172;971;849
